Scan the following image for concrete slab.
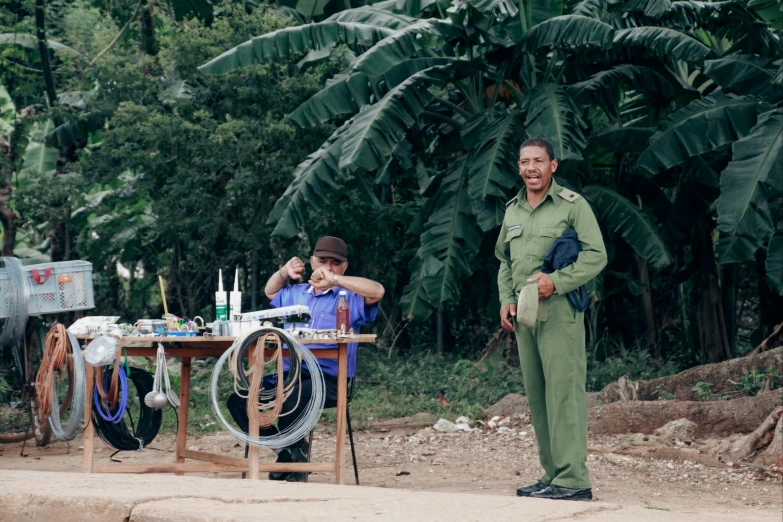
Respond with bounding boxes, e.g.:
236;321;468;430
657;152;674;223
0;470;769;522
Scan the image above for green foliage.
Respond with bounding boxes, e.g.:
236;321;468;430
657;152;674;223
349;351;524;424
716;108;782;263
691;380;714;400
734;367;782;396
586;348;680;392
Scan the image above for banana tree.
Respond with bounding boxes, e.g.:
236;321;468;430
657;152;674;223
200;1;780;354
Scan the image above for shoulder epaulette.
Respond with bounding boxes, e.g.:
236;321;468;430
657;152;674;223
557;188;582;203
505;196;518;207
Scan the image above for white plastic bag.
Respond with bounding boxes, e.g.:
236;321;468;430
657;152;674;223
84;335;118;366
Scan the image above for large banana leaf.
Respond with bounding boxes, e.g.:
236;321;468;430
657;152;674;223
401;156;482;320
571;0;608;18
198;22;395;75
0;33;81;57
520;0;564;27
56;91;90;109
716;108;782;264
21;120;57;179
767;236;783;295
338;64;474;172
467;0;518;18
463;110;523;231
703;56;783;100
288;57;456;127
588;126;655;154
47;112;106;148
522;84;587;160
748;0;783;30
324;6;418;30
522;15;614;52
637;93;766;174
582;185;674;269
296;0;331;17
349;20;459;77
612;26;712;63
625;0;672;18
568;65;680;109
0;84;14;137
266;122;350;237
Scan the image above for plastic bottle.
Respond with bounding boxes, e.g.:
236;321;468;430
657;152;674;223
229;269;242;320
336;291;349;336
215;270;228;322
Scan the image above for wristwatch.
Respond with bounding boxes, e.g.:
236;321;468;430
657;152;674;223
332;274;340;285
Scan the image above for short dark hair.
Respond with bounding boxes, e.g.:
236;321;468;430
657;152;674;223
519;138;555;161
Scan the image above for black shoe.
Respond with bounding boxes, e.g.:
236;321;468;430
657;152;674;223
269;448;293;481
530;485;592;501
516;481;549;497
282;440;311;482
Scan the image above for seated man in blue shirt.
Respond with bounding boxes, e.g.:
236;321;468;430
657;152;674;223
226;236;384;481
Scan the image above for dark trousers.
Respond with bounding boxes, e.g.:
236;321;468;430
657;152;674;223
226;371;340;449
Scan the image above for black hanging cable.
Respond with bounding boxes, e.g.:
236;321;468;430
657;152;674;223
92;366;162;453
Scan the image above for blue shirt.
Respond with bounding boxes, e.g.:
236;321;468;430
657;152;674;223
270;284;378;378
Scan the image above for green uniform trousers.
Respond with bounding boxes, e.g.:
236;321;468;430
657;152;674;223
514;293;590;489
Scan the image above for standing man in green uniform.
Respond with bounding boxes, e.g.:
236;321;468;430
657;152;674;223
496;138;607;501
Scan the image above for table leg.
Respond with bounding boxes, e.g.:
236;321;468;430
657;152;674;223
82;363;94;473
248;415;260;480
175;356;191;471
335;342;347;485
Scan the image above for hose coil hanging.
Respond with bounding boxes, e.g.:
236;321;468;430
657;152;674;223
0;257;30;347
92;366;162;451
35;325;85;440
210;327;325;449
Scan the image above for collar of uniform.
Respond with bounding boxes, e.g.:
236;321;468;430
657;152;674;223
306;285;337;296
516;177;562;211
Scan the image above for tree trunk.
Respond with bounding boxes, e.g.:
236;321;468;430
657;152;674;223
756;248;783;337
0;179;16;256
610;346;783;402
634;251;658;357
721;264;738;358
137;0;158;59
589;388;783;438
251;251;259;310
34;0;57;107
692;221;731;363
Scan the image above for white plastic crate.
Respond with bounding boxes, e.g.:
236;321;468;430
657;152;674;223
0;260;94;318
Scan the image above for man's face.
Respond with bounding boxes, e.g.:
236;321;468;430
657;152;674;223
518;145;557;194
311;256;348;276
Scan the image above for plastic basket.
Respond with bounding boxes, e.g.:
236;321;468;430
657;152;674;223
0;260;95;318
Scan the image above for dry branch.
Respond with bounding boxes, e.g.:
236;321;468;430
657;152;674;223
758;415;783;466
729;406;783;460
749;321;783;356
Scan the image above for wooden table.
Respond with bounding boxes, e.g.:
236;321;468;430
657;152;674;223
77;333;376;484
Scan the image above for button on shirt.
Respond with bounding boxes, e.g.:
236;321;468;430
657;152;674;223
271;284;378;378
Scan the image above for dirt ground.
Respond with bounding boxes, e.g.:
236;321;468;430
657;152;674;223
1;414;781;520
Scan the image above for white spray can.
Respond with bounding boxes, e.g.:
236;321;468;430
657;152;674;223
230;269;242;320
215;269;228;322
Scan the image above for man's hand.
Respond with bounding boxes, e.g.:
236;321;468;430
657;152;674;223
500;304;517;331
281;257;305;280
527;272;555;299
309;267;336;290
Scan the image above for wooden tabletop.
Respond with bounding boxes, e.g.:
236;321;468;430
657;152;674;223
74;334;377;345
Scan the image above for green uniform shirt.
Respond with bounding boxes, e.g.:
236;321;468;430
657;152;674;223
495;178;607;307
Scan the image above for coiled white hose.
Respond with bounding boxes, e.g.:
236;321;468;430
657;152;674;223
48;331;85;440
0;257;30;347
210;327;325;449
